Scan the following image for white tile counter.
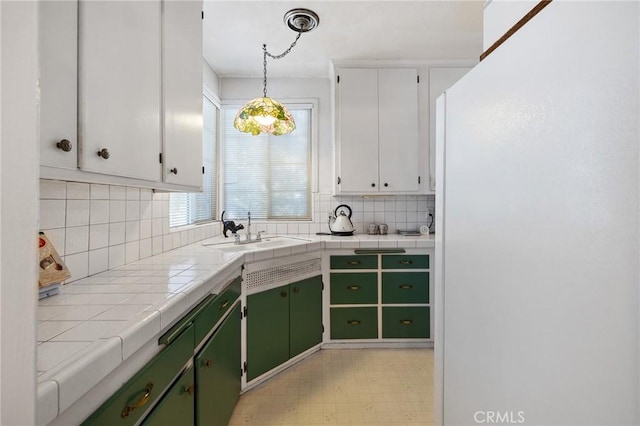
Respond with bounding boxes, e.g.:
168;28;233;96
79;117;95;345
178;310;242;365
37;233;434;425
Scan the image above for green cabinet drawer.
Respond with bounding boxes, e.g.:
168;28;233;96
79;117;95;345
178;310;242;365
83;325;195;426
330;307;378;339
381;255;429;269
141;365;195;426
382;307;430;338
382;272;429;304
330;255;377;269
194;276;241;345
330;273;378;304
159;275;241;348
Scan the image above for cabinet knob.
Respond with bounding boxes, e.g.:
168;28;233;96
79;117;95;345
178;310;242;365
204;359;212;368
185;385;196;396
281;291;288;298
170;167;178;174
293;287;300;293
371;183;376;187
384;183;388;187
56;139;72;152
97;148;110;159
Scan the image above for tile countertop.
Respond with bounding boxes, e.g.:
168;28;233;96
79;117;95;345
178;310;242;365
36;233;435;424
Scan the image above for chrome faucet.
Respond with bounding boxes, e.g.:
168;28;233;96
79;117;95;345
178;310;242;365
245;211;251;243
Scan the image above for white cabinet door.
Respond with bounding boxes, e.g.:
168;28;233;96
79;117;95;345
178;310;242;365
378;68;419;193
428;67;472;191
39;1;78;170
78;0;161;181
163;0;203;188
335;68;379;192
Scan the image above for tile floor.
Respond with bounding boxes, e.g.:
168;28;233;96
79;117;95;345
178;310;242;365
229;348;434;426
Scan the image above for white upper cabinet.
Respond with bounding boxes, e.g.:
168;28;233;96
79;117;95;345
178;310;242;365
428;67;472;192
335;67;421;194
39;1;78;170
162;0;204;188
78;0;162;182
39;0;204;190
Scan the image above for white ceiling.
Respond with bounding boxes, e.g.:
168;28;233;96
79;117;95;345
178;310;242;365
203;1;485;79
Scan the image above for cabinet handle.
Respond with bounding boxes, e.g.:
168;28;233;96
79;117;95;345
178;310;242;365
347;320;361;325
185;385;196;396
346;260;361;265
204;359;212;368
400;320;413;325
281;291;288;298
97;148;110;159
56;139;72;152
399;260;413;265
347;285;360;291
293;287;300;293
170;167;178;174
399;284;413;290
384;183;388;187
219;300;229;310
121;382;154;418
371;183;376;187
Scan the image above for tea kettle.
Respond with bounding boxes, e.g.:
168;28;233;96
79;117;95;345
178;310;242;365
328;204;355;236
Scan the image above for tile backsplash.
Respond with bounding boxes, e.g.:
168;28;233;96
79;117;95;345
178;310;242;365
40;180;434;283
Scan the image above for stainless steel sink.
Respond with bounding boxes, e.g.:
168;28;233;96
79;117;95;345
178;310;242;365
202;236;310;252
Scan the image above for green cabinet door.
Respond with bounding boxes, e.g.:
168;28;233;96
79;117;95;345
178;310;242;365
195;303;241;426
289;276;323;358
141;365;195;426
247;286;290;381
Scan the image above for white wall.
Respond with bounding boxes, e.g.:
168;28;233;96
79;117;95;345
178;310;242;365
203;59;220;96
438;2;639;424
1;1;38;423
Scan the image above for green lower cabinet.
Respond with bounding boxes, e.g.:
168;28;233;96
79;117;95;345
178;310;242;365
330;307;378;339
382;272;429;304
382;307;430;338
289;276;323;358
195;303;241;426
247;275;323;381
141;365;195;426
83;325;195;426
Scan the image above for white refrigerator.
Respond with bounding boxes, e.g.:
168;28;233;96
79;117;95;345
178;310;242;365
435;2;639;425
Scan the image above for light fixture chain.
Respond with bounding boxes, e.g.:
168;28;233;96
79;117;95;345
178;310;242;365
262;32;302;98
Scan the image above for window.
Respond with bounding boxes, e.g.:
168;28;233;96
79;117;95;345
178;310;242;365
169;94;218;227
221;103;313;220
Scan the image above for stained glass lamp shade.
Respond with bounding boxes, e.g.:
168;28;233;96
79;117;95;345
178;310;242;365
234;97;296;136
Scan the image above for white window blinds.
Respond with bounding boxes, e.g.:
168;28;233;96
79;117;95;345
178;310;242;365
169;95;218;227
221;104;312;220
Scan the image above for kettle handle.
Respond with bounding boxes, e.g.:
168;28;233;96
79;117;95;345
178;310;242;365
334;204;352;219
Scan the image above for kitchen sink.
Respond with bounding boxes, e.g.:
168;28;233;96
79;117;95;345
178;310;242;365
202;235;311;252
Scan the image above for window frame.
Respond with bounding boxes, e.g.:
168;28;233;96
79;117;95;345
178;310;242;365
219;98;318;221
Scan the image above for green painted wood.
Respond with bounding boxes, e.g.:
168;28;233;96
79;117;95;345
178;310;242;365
381;254;429;269
83;326;194;426
330;255;377;269
382;272;429;304
158;294;215;346
330;273;378;304
382;307;430;338
330;307;378;339
289;276;323;358
247;286;289;381
194;276;241;345
141;365;194;426
195;303;241;426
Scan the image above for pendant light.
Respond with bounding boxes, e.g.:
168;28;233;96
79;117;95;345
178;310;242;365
234;8;319;136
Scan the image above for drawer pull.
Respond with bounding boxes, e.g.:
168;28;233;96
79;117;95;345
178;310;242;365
347;285;360;291
399;260;413;265
121;382;154;418
400;320;413;325
219;300;230;310
347;320;361;325
346;260;361;265
399;284;413;290
185;385;196;396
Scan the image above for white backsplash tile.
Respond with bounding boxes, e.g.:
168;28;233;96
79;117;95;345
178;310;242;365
41;180;67;199
125;221;140;243
89;200;109;225
66;182;90;200
65;226;89;255
64;252;89;281
109;185;126;200
126;187;140;200
89;224;109;250
88;248;109;276
41;200;67;229
108;244;125;269
90;184;110;200
108;200;125;223
109;222;125;246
